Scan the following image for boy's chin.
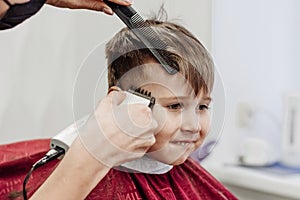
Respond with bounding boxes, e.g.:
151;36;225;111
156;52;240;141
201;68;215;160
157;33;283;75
160;156;189;166
147;151;190;166
170;154;190;165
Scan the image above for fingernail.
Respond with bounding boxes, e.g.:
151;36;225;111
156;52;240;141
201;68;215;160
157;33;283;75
123;0;133;4
103;7;113;15
107;86;122;94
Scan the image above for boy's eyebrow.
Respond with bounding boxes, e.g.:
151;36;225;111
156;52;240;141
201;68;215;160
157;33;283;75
202;96;213;102
157;96;212;102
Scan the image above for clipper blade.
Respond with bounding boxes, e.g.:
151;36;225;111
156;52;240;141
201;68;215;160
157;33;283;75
126;88;156;109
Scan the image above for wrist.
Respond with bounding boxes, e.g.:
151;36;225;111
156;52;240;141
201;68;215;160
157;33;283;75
68;137;111;174
0;0;31;18
0;0;9;18
58;137;111;197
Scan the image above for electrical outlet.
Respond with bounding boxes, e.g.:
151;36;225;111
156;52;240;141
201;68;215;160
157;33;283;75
236;102;254;128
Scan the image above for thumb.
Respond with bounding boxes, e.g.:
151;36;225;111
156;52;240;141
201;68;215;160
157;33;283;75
108;91;127;106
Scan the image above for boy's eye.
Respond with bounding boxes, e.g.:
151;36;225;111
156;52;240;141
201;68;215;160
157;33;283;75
167;103;183;110
198;104;209;111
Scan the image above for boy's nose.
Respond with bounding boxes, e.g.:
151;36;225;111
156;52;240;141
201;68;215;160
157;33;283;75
180;111;201;134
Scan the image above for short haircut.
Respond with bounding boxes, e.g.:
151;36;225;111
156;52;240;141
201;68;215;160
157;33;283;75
106;16;214;96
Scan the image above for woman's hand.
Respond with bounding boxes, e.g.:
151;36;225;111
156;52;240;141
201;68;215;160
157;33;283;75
46;0;133;15
1;0;132;28
79;90;158;167
30;89;157;200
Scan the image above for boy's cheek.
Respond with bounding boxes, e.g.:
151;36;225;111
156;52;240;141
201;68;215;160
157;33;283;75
149;129;173;152
205;119;211;136
194;137;206;150
148;127;178;152
152;105;167;132
152;105;182;130
195;123;210;149
200;114;211;137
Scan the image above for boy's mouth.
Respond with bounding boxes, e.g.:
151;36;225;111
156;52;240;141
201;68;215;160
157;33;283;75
170;140;195;146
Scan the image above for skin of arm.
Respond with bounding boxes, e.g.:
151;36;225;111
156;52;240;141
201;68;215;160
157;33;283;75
0;0;131;20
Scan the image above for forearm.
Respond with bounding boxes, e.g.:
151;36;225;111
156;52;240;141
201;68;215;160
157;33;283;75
30;137;110;200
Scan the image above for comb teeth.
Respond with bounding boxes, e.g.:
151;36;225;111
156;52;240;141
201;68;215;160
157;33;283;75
129;14;177;75
104;0;177;75
131;14;167;49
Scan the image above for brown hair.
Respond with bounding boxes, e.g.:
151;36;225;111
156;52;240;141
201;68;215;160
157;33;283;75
106;16;214;96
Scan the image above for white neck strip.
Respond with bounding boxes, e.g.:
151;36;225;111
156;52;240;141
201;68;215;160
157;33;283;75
120;155;173;174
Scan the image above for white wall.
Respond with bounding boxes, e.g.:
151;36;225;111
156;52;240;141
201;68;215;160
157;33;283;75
0;0;212;144
209;0;300;163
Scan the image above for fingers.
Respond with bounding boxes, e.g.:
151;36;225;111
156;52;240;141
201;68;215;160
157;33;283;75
111;101;154;135
107;86;122;94
79;88;158;167
102;6;114;15
108;90;127;106
107;89;157;136
10;0;30;5
108;0;133;6
102;0;133;15
79;111;156;167
46;0;133;14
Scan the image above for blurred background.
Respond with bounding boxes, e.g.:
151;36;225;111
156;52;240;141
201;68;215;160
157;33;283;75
1;0;300;199
0;0;212;143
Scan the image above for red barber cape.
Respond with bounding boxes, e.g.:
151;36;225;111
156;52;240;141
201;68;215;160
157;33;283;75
0;139;237;200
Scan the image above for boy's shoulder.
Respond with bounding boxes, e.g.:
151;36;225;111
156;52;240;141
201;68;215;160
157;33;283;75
90;158;237;200
173;157;218;179
0;139;237;200
170;158;237;199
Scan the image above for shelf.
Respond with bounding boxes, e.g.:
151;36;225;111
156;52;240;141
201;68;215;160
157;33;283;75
203;162;300;199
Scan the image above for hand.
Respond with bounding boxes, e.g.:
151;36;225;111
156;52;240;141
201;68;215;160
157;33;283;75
79;90;157;167
46;0;133;15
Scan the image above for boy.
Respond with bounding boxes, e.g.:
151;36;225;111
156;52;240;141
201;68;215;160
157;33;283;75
5;17;236;199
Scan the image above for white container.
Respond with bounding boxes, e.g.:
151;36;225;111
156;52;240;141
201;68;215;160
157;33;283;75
282;94;300;167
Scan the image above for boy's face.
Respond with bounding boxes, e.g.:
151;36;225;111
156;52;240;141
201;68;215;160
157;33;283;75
121;62;211;165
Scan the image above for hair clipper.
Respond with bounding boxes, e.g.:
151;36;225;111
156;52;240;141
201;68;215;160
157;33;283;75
50;89;155;152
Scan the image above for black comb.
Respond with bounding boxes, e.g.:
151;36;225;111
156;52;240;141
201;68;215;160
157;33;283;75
103;0;177;75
